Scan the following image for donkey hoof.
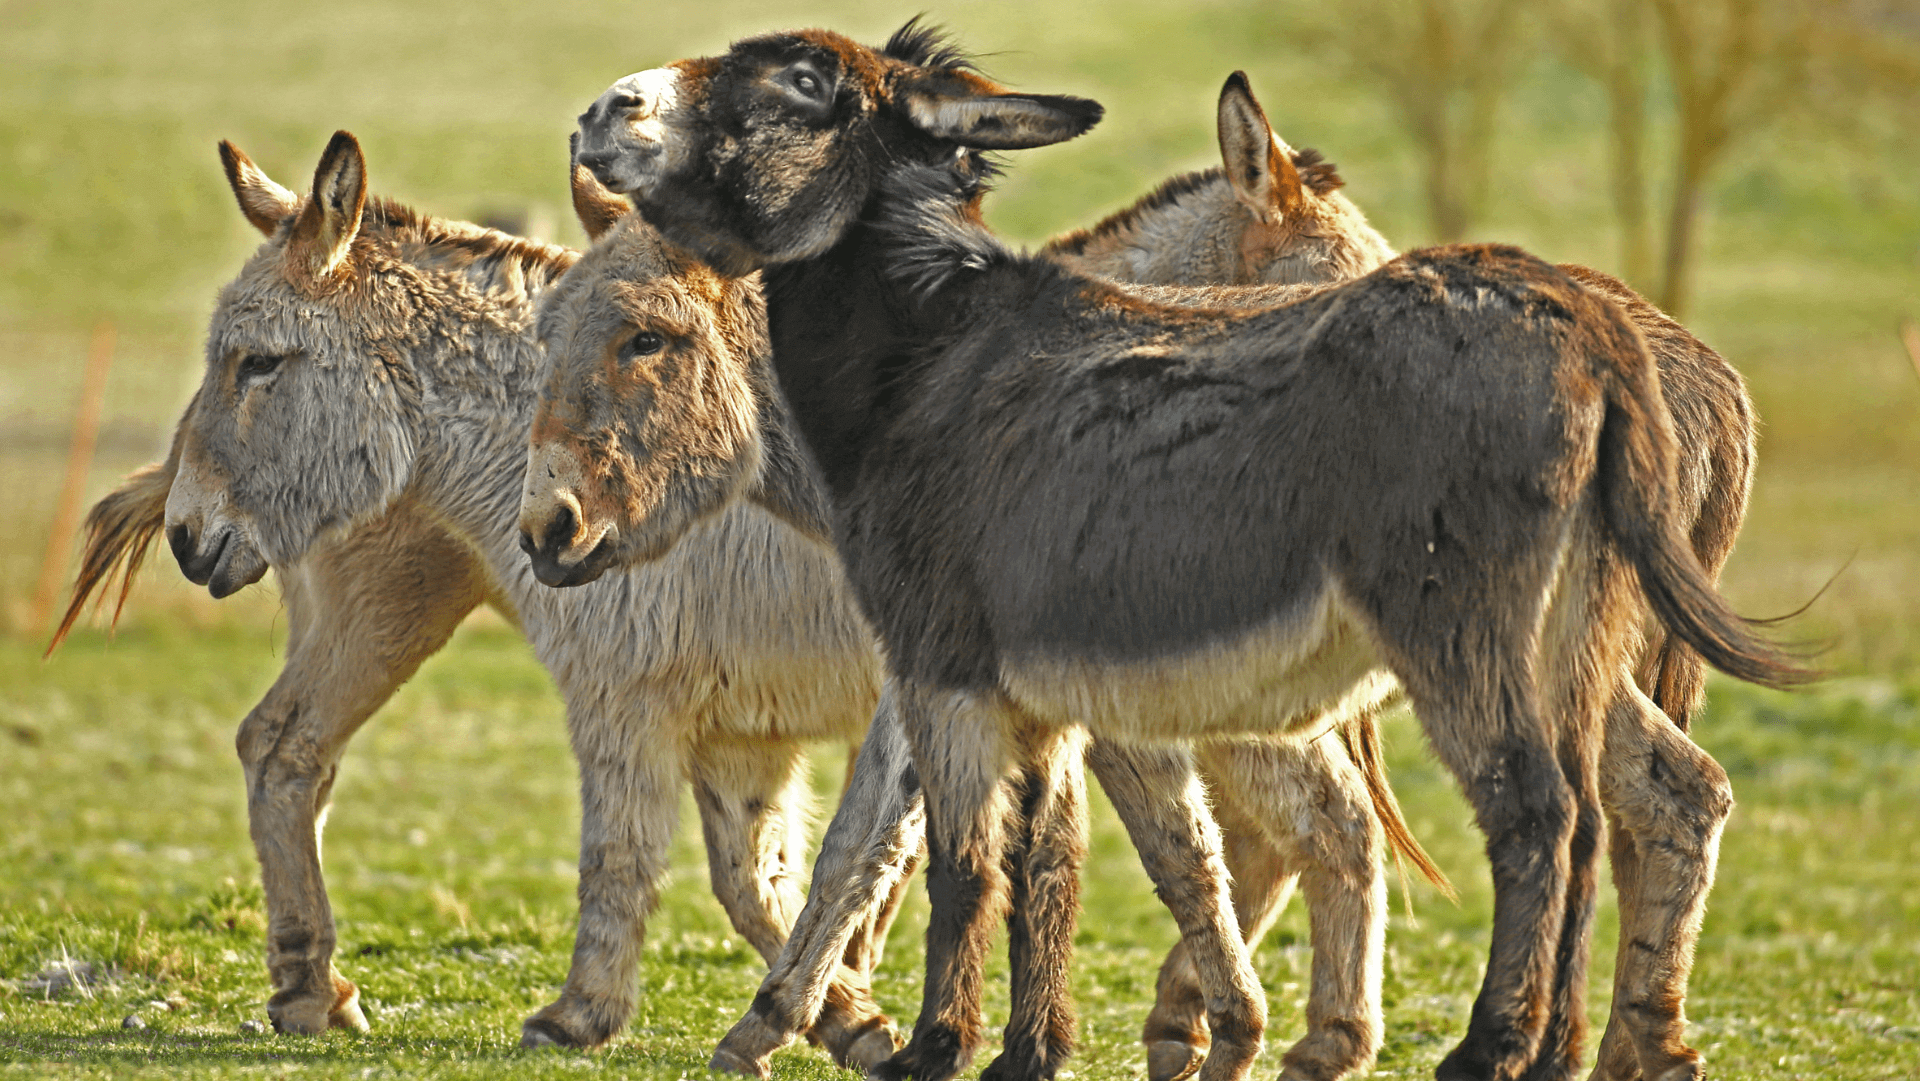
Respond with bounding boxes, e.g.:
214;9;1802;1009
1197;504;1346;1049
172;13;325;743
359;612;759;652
1147;1039;1204;1081
709;1044;773;1079
844;1026;900;1072
327;978;369;1032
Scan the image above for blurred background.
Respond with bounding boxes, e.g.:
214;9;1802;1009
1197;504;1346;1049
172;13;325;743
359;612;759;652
2;1;1916;1077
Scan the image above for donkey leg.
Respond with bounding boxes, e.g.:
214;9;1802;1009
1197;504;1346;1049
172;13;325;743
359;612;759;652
1088;741;1268;1081
1141;750;1302;1081
688;736;813;964
1215;734;1389;1081
714;687;923;1077
1589;683;1732;1081
1401;674;1579;1081
872;683;1021;1081
521;695;688;1049
982;725;1091;1081
244;524;483;1035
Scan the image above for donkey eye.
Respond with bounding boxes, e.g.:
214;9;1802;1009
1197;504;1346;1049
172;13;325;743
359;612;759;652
237;353;282;383
789;69;825;100
620;331;666;361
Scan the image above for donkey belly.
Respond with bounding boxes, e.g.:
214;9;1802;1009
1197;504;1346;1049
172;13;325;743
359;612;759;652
1001;589;1396;743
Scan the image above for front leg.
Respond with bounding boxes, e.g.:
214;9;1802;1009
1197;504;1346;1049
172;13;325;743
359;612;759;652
711;684;923;1077
243;519;485;1035
521;692;688;1049
984;725;1091;1081
873;682;1022;1081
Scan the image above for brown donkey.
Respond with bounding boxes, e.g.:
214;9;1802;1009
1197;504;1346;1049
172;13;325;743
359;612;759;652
52;133;905;1058
550;159;1447;1081
536;22;1807;1081
1041;73;1759;1081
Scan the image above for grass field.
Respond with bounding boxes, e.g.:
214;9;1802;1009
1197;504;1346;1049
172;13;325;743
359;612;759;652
3;0;1918;1077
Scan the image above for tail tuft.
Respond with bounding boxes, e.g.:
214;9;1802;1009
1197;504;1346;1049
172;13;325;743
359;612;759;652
1339;711;1455;905
44;457;177;657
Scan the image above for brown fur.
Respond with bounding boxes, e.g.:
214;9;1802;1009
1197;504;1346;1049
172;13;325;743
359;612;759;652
552;26;1806;1081
1039;74;1760;1081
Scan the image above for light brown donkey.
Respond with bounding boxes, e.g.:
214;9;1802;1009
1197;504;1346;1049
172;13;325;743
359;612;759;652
53;133;898;1057
1041;73;1758;1081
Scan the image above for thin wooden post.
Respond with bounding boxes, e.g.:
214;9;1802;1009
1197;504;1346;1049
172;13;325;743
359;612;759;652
1901;318;1920;389
29;322;116;636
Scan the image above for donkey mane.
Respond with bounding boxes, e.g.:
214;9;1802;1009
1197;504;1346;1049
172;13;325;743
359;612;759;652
874;166;1015;297
882;16;980;73
1045;150;1346;260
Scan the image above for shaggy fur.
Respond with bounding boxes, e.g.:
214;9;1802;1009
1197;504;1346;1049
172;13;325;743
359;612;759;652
553;25;1806;1081
531;152;1447;1081
76;134;898;1056
1037;74;1759;1081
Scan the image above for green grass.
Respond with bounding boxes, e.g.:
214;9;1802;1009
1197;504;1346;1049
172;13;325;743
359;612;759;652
5;630;1918;1077
4;0;1919;1077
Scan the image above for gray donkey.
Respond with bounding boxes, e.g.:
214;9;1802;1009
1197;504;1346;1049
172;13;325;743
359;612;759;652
58;132;897;1059
536;23;1806;1081
56;131;1439;1075
710;70;1758;1081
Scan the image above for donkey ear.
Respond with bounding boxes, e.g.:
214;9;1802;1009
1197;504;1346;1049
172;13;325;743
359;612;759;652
1217;72;1302;224
219;141;301;237
904;84;1104;150
287;130;368;279
569;131;630;241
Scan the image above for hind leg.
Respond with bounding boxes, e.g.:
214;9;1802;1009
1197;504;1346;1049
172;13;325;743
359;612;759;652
1140;754;1301;1081
1589;682;1732;1081
1221;734;1389;1081
1088;741;1268;1081
714;688;922;1077
983;726;1091;1081
1398;667;1584;1081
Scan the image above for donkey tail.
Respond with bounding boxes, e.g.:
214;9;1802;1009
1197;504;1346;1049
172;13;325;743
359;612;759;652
1593;322;1813;691
1338;710;1454;901
44;437;182;657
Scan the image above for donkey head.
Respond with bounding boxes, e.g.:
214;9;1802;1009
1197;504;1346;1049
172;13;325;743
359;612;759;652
518;159;767;587
572;20;1103;274
166;133;421;596
1212;72;1395;286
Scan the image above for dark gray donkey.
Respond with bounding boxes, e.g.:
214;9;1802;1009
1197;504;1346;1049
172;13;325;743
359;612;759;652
532;23;1807;1081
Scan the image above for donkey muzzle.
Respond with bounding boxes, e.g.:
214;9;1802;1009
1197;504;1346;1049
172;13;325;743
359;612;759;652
168;521;268;599
519;499;619;589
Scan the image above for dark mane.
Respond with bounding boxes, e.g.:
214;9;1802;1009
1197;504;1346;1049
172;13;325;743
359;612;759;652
358;195;578;283
883;16;980;73
1040;167;1226;257
1293;148;1344;195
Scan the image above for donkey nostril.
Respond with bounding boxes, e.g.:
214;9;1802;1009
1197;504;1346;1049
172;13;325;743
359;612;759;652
167;523;196;565
540;504;577;556
517;529;538;557
609;93;645;112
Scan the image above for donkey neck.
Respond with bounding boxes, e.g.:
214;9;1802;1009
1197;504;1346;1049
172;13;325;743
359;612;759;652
759;231;927;498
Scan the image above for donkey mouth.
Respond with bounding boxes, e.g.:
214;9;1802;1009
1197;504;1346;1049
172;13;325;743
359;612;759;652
521;531;617;589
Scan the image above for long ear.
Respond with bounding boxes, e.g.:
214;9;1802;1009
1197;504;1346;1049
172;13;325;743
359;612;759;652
219;141;301;237
1217;72;1302;224
904;80;1103;150
569;131;630;241
287;130;368;280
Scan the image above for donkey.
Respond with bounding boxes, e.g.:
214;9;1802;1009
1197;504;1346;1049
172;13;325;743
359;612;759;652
55;132;1437;1078
54;132;911;1060
536;23;1807;1081
548;161;1447;1081
1040;73;1758;1081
